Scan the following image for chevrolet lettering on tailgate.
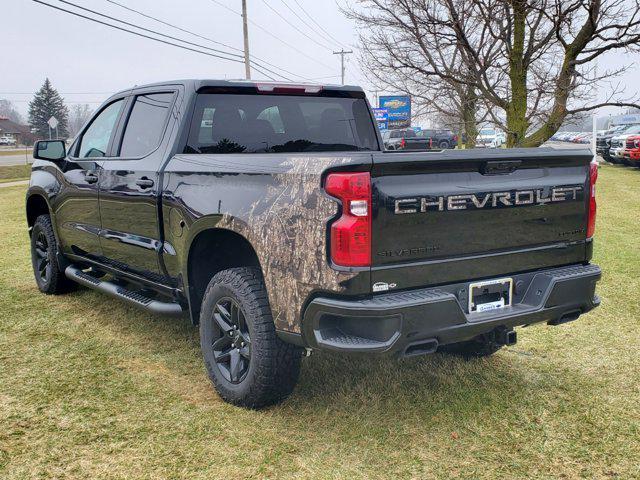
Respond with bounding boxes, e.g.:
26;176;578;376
394;186;584;214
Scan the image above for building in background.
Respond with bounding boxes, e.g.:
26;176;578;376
0;117;36;146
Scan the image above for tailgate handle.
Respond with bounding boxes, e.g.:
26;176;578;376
482;160;522;175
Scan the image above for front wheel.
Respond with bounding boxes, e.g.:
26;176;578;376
30;215;75;294
199;267;302;408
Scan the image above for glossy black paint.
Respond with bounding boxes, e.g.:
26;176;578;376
26;79;597;344
369;149;593;291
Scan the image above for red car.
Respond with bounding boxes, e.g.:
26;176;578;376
624;135;640;166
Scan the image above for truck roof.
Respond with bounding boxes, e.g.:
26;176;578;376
111;79;364;97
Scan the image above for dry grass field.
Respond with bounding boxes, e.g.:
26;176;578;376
0;164;638;479
0;165;30;184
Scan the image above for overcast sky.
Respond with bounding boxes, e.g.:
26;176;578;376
3;0;369;114
2;0;638;123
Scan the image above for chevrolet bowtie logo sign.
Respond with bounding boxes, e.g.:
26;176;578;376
393;186;584;214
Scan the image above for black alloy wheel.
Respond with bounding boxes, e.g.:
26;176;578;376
199;267;302;408
211;297;252;384
33;229;51;284
30;214;75;294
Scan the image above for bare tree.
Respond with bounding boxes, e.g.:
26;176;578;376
346;0;640;147
345;0;485;147
69;104;93;137
0;99;24;124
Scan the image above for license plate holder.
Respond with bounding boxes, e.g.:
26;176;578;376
468;277;513;313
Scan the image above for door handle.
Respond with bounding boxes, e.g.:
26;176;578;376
85;173;98;184
135;177;154;189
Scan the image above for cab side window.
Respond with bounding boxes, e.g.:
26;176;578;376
78;100;124;158
119;93;174;158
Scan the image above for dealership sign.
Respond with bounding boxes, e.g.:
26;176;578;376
379;95;411;128
372;108;389;130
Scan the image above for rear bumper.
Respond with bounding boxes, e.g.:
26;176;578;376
302;264;601;355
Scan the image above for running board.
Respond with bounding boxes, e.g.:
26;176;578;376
65;266;184;317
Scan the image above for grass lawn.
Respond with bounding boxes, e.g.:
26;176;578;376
0;164;31;184
0;165;638;479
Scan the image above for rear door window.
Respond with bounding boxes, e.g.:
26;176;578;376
119;92;174;157
186;93;378;153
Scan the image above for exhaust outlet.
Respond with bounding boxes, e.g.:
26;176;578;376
402;338;439;358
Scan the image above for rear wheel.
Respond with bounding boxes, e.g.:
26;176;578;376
199;267;302;408
30;215;75;295
438;140;450;149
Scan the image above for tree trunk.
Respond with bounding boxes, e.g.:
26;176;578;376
505;0;529;148
462;85;479;148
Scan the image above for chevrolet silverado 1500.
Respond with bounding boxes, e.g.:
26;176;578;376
26;80;601;407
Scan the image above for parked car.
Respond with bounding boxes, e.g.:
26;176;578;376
476;128;504;148
623;135;640;167
598;124;640;163
609;125;640;164
417;129;458;149
575;133;592;144
596;125;630;162
382;128;432;150
26;79;601;408
0;135;17;146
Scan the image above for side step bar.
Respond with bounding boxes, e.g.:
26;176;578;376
65;266;184;317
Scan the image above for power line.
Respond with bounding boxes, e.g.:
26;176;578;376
31;1;281;81
275;0;342;49
208;0;334;71
32;1;250;66
34;1;294;82
103;0;303;81
260;0;333;51
57;0;245;62
104;0;243;54
291;0;350;49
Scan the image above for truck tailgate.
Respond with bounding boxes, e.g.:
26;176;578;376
371;148;592;290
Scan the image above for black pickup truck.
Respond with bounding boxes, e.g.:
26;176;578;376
26;79;601;408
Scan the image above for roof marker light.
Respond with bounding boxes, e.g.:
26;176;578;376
256;83;323;94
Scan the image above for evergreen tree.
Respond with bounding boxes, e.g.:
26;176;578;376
28;78;70;139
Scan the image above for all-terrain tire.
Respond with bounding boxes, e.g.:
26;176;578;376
199;267;302;408
30;214;75;295
439;334;503;359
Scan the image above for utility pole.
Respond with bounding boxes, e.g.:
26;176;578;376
333;49;353;85
370;89;381;107
242;0;251;80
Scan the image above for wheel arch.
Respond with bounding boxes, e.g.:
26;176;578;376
26;192;51;231
185;227;262;324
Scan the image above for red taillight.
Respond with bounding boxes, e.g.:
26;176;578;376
400;138;406;149
587;162;598;239
324;172;371;267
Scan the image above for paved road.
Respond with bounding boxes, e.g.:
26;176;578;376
0;154;33;166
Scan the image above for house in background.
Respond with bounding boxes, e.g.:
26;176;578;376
0;117;36;146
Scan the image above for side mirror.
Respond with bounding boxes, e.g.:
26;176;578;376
33;140;66;162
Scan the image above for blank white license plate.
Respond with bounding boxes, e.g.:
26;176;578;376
468;277;513;313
